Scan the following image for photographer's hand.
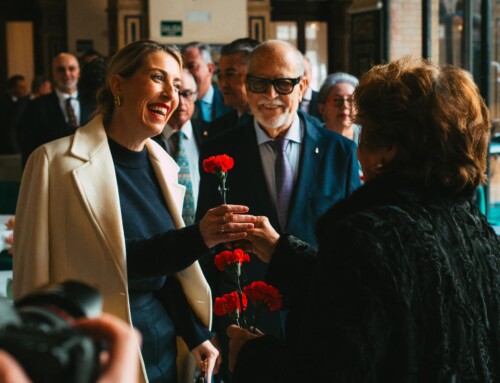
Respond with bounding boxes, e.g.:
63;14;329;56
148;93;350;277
0;350;31;383
74;313;142;383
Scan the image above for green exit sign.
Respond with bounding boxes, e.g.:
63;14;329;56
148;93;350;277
161;21;182;37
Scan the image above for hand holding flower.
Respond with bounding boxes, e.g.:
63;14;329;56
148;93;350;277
226;324;264;373
199;205;257;249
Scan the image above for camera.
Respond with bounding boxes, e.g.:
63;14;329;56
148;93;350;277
0;280;103;383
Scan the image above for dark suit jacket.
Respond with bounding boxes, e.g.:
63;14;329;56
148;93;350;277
0;95;19;154
192;84;234;127
300;89;322;121
19;92;92;166
196;111;360;339
202;110;252;140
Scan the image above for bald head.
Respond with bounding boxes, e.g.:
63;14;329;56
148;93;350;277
249;40;304;78
52;53;80;94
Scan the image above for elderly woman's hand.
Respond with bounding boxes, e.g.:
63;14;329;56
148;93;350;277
199;205;257;249
226;325;264;373
238;216;280;264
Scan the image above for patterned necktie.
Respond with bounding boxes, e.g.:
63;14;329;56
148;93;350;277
66;98;78;129
172;131;195;225
273;138;293;231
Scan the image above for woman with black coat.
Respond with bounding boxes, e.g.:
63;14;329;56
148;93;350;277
227;56;500;383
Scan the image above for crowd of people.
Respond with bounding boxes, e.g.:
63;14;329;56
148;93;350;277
1;37;500;383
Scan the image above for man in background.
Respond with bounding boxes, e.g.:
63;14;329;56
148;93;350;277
0;75;28;154
206;37;260;138
181;42;233;131
20;52;92;166
299;55;322;121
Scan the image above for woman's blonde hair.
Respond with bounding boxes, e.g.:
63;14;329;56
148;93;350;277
96;40;182;125
355;56;490;196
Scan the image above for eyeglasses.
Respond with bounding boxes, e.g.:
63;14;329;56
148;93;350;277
327;95;354;107
179;90;197;101
246;75;302;95
216;70;245;82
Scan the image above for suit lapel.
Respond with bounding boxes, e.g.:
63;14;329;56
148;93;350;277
286;115;323;233
70;117;127;277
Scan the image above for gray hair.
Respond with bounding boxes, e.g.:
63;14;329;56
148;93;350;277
181;41;213;64
318;72;359;104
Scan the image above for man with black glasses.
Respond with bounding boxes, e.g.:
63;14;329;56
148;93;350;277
196;40;360;382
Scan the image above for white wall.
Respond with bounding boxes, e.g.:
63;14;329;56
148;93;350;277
149;0;247;45
67;0;109;57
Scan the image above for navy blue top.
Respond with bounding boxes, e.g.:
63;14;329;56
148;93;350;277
109;137;211;383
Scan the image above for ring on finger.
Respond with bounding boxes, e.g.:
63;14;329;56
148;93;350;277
201;358;208;371
221;224;225;234
223;214;228;223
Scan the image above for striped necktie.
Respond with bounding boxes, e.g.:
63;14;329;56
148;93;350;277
172;131;195;225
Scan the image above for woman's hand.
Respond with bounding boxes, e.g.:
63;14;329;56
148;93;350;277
239;216;280;263
74;313;141;383
191;338;220;383
226;325;264;372
199;205;257;249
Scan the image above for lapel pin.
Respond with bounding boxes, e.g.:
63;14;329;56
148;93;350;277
315;147;319;154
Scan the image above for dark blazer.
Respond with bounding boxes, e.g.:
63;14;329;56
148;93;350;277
201;110;252;140
19;92;92;166
308;89;322;121
0;95;19;154
196;111;360;335
192;85;234;126
300;89;322;121
233;174;500;383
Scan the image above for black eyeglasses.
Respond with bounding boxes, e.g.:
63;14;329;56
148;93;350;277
179;90;197;100
246;75;302;95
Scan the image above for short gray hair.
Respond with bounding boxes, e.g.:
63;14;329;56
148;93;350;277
318;72;359;104
181;41;213;64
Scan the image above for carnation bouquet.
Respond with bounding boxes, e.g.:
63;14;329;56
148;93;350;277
213;249;282;332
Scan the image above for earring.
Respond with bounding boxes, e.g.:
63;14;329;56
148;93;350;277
114;96;122;107
375;158;385;169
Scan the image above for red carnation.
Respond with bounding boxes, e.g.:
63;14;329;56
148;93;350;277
214;248;251;272
203;154;234;174
243;281;283;312
213;291;248;317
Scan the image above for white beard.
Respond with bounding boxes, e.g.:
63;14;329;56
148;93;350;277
253;101;294;131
